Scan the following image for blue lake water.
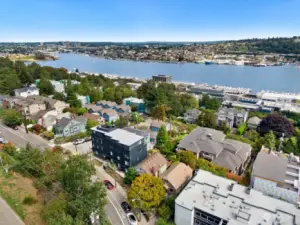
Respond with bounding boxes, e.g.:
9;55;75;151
37;53;300;93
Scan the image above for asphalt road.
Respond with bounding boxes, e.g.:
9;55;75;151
95;167;130;225
0;124;49;149
0;197;24;225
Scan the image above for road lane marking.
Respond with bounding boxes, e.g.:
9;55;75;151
107;196;126;225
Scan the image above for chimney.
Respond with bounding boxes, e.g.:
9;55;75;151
151;165;157;176
245;187;251;195
228;183;234;191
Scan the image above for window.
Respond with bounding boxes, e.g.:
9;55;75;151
125;161;128;165
137;156;139;161
110;151;113;156
117;156;120;160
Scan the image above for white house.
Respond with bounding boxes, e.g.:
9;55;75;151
14;87;39;98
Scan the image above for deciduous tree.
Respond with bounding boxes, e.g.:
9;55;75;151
3;109;22;128
263;131;276;150
156;125;170;154
128;174;165;211
124;167;137;184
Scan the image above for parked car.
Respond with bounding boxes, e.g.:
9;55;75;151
73;139;85;145
104;180;114;190
126;213;138;225
121;202;131;213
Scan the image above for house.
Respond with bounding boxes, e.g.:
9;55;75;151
2;96;24;109
85;104;104;114
77;95;90;107
123;97;145;113
100;109;119;123
247;116;261;129
38;111;72;131
150;120;171;132
14;87;39;98
216;107;248;129
183;108;200;123
251;148;300;204
27;95;69;113
177;127;252;174
113;104;131;114
136;152;168;176
175;169;300;225
15;99;46;116
55;116;87;137
91;126;147;170
161;162;193;194
96;100;117;109
82;112;100;122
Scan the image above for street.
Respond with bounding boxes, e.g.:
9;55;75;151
0;197;24;225
0;123;132;225
0;124;50;149
95;166;130;225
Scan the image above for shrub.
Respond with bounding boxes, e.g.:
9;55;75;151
237;122;247;135
42;131;55;140
22;196;37;205
2;142;17;156
32;124;44;134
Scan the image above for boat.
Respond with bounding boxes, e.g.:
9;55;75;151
204;61;216;65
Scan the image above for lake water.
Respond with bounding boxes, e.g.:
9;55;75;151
37;53;300;93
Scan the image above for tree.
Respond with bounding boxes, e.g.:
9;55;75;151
3;109;22;128
283;138;296;154
0;68;21;94
200;94;220;110
124;167;137;184
197;110;216;128
258;113;295;138
130;105;137;112
263;131;276;150
178;151;197;170
237;122;247;135
38;76;55;96
53;92;66;101
103;87;115;101
152;105;167;121
115;115;129;128
89;87;102;103
156;125;170;154
60;155;107;220
18;68;33;86
156;218;175;225
76;108;87;116
86;119;99;135
157;196;175;221
180;94;198;111
66;90;81;108
128;174;165;211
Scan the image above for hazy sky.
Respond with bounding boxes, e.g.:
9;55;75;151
1;0;300;42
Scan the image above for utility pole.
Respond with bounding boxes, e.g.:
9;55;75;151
23;111;29;134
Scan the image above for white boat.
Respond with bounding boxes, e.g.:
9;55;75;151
235;60;244;66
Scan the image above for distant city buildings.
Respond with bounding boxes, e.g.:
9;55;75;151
152;75;172;83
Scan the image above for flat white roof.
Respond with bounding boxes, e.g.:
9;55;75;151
176;170;300;225
123;97;144;104
92;127;143;146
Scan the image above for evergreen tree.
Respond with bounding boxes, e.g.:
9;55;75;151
0;68;21;94
37;76;54;96
156;125;170;154
18;68;33;86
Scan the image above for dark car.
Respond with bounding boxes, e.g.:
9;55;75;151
121;202;131;213
104;180;114;190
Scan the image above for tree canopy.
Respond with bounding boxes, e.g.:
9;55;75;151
128;174;165;211
258;113;295;137
3;109;22;128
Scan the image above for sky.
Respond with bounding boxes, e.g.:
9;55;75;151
0;0;300;42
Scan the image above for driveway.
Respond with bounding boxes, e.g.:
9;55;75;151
61;141;92;155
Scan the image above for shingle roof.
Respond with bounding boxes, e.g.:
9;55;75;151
56;117;71;129
14;87;38;93
252;151;288;183
137;152;168;176
161;162;193;191
74;116;88;124
102;109;118;117
85;104;103;112
248;116;262;125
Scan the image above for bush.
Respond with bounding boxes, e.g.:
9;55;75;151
2;142;17;156
52;145;64;154
32;124;44;134
54;132;89;144
42;131;55;140
22;196;37;205
237;122;247;135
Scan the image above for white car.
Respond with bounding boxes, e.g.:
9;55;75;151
73;139;85;145
126;213;138;225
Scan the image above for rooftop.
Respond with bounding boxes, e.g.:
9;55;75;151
123;97;144;104
137;152;168;176
176;169;300;225
92;127;143;146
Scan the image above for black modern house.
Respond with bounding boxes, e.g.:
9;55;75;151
91;125;147;170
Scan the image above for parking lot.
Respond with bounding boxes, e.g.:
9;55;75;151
61;141;92;155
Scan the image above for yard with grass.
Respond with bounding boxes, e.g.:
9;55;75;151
0;170;45;225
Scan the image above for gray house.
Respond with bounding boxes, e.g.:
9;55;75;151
177;127;252;174
216;107;248;129
183;108;200;123
247;116;261;129
91;126;147;171
55;116;87;137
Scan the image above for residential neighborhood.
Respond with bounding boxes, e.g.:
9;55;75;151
0;57;300;225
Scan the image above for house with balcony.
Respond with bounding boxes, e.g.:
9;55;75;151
123;97;145;113
177;127;252;175
251;147;300;204
216;107;248;129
